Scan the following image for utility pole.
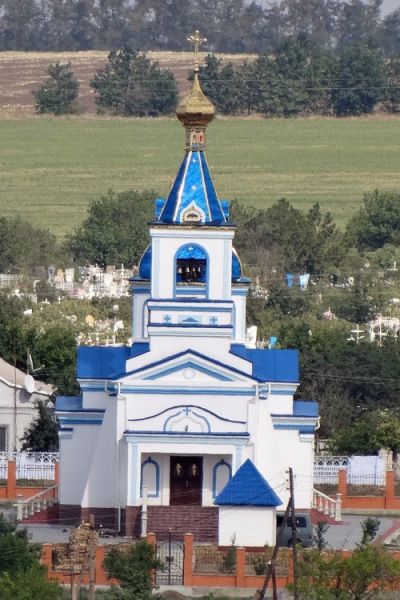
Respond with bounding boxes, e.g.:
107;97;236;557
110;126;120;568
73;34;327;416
257;503;290;600
257;468;299;600
289;467;299;600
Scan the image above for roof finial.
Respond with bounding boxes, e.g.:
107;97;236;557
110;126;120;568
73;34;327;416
187;30;207;72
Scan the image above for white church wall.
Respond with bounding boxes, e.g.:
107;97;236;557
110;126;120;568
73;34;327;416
150;228;234;300
250;401;286;502
148;333;232;355
124;392;252;433
82;408;119;508
132;292;149;341
267;393;293;414
124;341;254;374
218;506;276;547
271;429;315;509
81;391;111;410
231;293;247;343
59;426;99;505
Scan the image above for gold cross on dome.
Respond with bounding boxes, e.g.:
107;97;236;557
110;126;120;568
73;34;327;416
187;30;207;71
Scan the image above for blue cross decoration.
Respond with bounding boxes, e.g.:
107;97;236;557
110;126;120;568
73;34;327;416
210;316;218;325
183;407;192;416
163;314;172;323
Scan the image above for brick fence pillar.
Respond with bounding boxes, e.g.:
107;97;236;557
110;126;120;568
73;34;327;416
147;532;156;546
7;460;16;499
338;469;347;508
95;545;107;585
235;547;246;588
54;462;59;485
386;470;395;508
183;533;194;586
41;543;52;569
147;532;157;587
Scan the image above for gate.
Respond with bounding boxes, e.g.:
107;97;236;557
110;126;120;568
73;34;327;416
156;532;184;585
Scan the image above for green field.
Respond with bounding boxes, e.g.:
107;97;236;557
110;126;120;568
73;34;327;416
0;116;399;237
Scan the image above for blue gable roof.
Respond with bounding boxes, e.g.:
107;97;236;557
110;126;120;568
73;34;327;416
77;343;149;379
215;459;281;507
230;345;299;383
156;151;228;226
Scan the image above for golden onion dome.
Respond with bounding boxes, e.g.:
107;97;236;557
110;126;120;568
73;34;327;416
176;73;215;128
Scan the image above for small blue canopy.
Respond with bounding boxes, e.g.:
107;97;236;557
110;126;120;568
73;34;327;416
214;459;281;507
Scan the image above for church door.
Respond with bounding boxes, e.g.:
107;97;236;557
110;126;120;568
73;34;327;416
170;456;203;506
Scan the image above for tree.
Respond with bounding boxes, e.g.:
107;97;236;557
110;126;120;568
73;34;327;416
0;566;62;600
0;516;62;599
90;48;178;116
21;399;58;452
291;543;400;599
65;189;153;268
104;539;161;600
196;55;247;115
27;327;78;395
332;43;386;116
0;217;60;273
254;36;333;117
346;190;400;250
33;63;79;115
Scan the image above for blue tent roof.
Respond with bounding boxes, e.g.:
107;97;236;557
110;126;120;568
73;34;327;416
214;459;282;507
230;345;299;383
156;151;228;226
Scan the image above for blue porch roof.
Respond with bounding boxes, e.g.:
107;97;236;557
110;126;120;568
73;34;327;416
215;459;281;507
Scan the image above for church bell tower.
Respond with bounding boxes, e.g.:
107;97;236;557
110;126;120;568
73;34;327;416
131;32;250;352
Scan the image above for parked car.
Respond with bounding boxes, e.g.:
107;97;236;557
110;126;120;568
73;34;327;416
276;512;313;547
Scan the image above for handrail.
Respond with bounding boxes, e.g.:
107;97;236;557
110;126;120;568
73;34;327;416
313;488;342;522
15;484;58;521
23;484;58;504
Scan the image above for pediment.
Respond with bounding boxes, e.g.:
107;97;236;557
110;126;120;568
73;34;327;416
127;404;247;434
120;350;254;385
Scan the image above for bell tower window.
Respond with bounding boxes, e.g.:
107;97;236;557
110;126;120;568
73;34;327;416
176;244;207;285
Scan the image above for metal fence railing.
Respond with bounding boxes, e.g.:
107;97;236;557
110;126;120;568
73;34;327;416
347;474;386;496
194;544;236;574
245;549;289;577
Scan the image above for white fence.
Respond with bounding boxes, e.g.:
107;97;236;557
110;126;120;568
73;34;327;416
0;452;59;481
314;455;386;486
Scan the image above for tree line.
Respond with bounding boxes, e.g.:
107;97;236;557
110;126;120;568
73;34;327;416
1;0;400;56
35;42;400;118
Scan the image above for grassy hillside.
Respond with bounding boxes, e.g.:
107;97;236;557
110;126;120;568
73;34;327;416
0;116;399;237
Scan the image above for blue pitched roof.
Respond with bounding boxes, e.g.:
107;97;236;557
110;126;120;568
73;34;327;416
230;345;299;383
156;151;228;225
77;343;149;379
215;459;281;507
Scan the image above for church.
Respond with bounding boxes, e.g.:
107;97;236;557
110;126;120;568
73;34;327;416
56;50;319;547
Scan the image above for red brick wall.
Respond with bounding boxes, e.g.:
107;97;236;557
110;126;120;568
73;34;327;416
147;506;218;542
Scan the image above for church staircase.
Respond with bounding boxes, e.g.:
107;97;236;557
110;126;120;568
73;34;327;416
312;488;342;524
147;506;219;542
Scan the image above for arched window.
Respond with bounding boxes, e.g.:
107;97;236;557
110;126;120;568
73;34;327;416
175;244;207;285
212;459;232;498
140;457;160;498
